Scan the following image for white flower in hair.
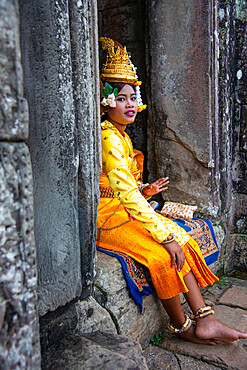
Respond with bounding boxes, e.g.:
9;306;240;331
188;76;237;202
101;82;118;108
106;93;116;108
101;97;107;107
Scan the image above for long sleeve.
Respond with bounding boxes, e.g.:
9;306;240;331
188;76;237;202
101;126;171;243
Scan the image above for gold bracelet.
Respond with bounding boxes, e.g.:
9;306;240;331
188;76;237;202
190;306;214;320
161;233;175;244
167;314;192;334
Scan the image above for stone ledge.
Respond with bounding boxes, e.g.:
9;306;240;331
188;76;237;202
93;251;168;348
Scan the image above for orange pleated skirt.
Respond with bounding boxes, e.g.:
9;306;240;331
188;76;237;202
97;198;218;300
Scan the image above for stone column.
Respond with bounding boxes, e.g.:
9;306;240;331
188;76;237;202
19;0;81;315
0;0;41;368
147;0;219;216
69;0;101;293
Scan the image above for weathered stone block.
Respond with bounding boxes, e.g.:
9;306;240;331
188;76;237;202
147;0;219;215
0;0;28;140
225;234;247;272
218;285;247;310
154;137;212;214
76;296;117;335
42;331;148;370
0;142;40;369
94;252;168;348
148;0;212;164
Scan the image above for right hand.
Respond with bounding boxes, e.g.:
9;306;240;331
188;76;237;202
142;177;169;197
162;240;185;272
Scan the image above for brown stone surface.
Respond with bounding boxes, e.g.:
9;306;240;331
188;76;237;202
218;285;247;310
160;334;247;370
157;280;247;370
143;345;220;369
146;0;220;216
154;138;212;212
213;305;247;333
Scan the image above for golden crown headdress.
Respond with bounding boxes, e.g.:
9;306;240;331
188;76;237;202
99;37;147;112
99;37;137;83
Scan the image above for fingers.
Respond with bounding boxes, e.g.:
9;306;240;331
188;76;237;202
171;252;176;268
158;186;168;192
176;250;185;272
156;177;169;186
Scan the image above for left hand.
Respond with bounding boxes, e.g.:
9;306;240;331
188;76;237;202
142;177;169;197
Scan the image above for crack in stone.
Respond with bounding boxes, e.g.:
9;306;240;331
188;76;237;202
164;125;210;168
93;284;121;334
174;353;182;370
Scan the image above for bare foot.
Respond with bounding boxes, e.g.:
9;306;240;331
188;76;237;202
178;323;216;345
195;315;247;343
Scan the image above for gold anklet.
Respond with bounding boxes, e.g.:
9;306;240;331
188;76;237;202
167;314;192;334
190;306;214;320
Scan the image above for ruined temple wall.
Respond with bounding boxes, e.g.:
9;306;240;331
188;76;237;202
147;0;218;216
218;0;247;271
0;0;40;367
19;0;101;316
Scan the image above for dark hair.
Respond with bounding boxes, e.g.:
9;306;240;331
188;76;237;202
106;81;136;93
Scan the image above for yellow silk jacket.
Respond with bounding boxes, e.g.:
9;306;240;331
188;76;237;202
99;120;190;246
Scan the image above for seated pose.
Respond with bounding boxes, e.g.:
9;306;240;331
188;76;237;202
97;38;247;344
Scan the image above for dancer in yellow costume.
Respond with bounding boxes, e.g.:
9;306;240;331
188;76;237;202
97;37;247;344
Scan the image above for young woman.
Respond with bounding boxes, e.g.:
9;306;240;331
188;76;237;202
97;38;247;344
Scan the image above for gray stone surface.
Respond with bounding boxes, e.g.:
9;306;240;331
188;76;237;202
42;331;148;370
19;0;82;315
0;0;28;140
69;0;101;291
94;252;168;348
0;143;40;368
225;234;247;272
76;296;117;335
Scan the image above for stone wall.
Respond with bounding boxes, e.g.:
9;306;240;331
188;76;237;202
0;0;40;368
146;0;218;216
218;0;247;271
19;0;101;315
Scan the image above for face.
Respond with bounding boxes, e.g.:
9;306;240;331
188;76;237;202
107;84;138;128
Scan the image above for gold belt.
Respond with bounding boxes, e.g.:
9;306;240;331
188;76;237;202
99;186;116;198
